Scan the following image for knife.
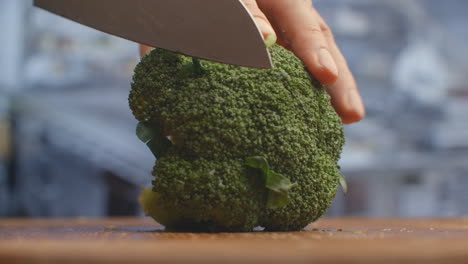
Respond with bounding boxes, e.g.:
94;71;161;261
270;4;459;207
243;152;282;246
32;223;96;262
34;0;273;68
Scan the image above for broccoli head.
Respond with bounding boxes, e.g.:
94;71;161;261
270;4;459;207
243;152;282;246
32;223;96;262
129;44;345;232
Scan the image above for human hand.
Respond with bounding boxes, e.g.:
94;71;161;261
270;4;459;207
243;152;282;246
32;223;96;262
247;0;365;124
140;0;365;124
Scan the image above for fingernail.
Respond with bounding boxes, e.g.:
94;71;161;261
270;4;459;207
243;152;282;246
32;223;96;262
318;48;338;77
257;19;275;39
347;90;365;116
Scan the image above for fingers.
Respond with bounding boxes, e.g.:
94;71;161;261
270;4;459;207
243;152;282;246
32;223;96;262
257;0;364;123
140;44;153;57
313;10;365;124
258;0;338;85
241;0;277;42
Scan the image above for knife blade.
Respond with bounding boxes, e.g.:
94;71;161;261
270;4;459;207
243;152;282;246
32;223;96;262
34;0;272;68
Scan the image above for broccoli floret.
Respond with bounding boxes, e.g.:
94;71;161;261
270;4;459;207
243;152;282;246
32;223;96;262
130;45;345;232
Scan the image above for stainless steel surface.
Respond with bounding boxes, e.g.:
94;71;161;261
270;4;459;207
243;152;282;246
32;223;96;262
34;0;272;68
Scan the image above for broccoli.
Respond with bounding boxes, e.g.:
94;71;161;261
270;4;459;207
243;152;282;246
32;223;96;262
129;44;345;232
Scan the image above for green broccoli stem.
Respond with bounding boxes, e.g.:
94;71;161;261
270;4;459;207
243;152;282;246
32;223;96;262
192;58;205;75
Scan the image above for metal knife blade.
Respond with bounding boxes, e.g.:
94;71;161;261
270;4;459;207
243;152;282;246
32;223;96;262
34;0;272;68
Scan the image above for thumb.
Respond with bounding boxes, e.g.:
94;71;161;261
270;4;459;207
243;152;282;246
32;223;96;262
140;44;153;57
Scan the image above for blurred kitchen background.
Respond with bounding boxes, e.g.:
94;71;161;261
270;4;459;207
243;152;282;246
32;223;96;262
1;0;467;218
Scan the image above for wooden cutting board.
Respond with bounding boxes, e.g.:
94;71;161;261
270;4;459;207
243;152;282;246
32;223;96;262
1;217;468;263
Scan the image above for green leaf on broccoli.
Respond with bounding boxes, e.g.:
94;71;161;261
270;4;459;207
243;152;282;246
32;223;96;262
339;173;348;195
136;122;171;158
265;171;297;194
267;191;291;209
245;156;296;209
192;58;205;76
245;156;269;173
136;122;154;143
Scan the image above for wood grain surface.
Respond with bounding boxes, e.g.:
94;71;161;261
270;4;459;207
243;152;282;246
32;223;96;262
1;217;468;263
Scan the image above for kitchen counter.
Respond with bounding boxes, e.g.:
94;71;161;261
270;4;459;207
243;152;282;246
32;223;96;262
1;217;468;263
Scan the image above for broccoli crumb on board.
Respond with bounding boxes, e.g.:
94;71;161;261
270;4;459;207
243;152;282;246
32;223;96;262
129;44;345;232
